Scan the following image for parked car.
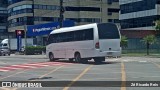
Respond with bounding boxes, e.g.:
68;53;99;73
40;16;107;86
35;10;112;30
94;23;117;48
0;44;10;56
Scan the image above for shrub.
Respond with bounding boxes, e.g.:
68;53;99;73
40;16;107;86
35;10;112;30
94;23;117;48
25;46;46;55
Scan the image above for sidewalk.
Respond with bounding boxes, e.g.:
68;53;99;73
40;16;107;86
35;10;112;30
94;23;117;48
122;53;160;58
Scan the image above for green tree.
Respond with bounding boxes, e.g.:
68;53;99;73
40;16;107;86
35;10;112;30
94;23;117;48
142;35;157;55
121;36;128;48
155;20;160;36
155;20;160;30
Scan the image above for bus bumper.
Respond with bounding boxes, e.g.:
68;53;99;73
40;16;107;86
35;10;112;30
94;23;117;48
94;50;121;57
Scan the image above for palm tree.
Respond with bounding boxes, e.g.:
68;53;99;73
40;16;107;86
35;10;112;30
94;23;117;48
142;35;157;55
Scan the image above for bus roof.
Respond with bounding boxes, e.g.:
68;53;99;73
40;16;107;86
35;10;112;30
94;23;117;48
50;23;97;34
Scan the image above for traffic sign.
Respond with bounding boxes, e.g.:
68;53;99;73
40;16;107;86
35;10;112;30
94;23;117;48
15;30;24;38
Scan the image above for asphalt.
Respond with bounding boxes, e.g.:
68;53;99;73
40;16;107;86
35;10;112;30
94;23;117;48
0;55;160;90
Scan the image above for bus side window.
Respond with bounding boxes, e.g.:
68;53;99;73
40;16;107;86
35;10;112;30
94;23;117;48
53;34;59;43
66;32;74;42
74;30;85;41
47;35;53;44
58;33;66;42
85;29;93;40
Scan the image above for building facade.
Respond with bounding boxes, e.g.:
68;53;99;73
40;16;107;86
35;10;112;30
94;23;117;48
0;0;8;40
7;0;119;43
119;0;160;38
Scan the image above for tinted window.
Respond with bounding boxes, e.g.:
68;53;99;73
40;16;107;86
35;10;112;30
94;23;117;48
84;29;93;40
120;15;157;29
3;44;7;46
98;23;120;39
58;33;66;42
66;31;74;41
47;34;54;44
65;7;100;12
73;28;93;41
120;0;156;14
47;34;59;44
74;30;85;41
52;34;59;43
47;28;94;44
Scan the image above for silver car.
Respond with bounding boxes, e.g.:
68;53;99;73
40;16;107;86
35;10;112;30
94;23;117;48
0;45;10;56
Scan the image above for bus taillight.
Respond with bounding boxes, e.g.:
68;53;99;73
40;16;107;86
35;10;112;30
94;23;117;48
95;42;100;49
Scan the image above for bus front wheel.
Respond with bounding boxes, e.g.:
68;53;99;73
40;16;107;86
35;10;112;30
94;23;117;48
49;53;55;61
69;58;73;62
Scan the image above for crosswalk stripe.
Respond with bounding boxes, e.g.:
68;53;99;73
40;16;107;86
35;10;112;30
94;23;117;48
0;66;31;70
0;67;22;70
0;69;9;72
0;62;72;72
11;65;41;69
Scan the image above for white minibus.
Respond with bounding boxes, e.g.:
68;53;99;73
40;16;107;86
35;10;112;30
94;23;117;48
46;23;121;63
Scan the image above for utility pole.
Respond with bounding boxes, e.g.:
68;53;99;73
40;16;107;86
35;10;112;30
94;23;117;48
60;0;64;28
100;0;102;23
24;25;27;55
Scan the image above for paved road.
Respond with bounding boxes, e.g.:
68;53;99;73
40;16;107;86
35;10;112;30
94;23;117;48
0;55;160;90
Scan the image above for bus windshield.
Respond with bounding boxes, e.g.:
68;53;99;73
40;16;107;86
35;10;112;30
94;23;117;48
97;23;120;39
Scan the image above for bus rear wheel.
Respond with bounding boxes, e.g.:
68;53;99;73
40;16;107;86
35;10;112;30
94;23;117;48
74;53;81;63
49;53;55;61
81;59;88;64
94;57;105;63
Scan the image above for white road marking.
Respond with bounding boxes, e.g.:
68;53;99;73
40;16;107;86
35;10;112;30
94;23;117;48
0;61;6;64
139;61;147;63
